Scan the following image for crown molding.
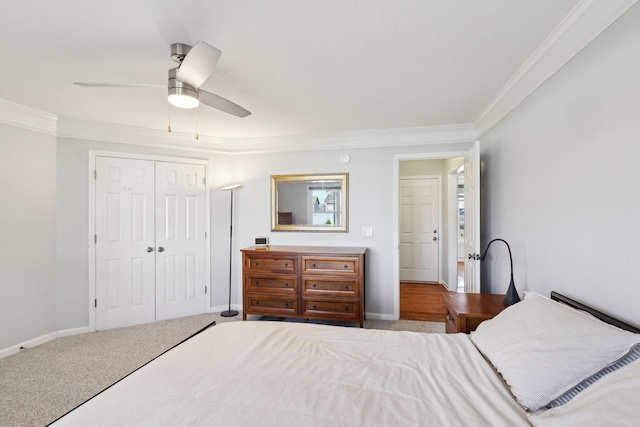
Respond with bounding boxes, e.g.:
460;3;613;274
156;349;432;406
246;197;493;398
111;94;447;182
0;99;57;135
474;0;638;137
217;124;477;154
57;118;477;154
57;119;233;154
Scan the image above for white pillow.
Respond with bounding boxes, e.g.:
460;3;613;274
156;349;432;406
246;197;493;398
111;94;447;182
527;359;640;426
470;292;640;411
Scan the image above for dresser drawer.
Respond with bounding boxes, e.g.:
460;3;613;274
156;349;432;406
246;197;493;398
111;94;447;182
301;256;359;276
245;295;298;316
245;273;298;294
302;276;360;298
244;255;297;273
302;299;360;321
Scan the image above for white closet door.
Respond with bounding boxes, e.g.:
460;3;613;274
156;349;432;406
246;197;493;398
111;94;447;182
155;162;207;320
95;157;156;329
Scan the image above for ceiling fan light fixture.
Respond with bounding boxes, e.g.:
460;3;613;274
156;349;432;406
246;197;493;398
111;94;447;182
168;87;199;109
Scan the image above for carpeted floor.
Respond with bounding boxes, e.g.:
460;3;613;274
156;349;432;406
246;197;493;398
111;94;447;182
0;312;443;427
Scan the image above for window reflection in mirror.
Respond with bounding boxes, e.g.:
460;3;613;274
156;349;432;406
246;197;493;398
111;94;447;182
271;173;348;232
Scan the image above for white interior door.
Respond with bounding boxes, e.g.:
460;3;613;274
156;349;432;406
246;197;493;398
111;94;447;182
464;141;481;293
400;177;440;282
95;157;156;329
155;162;207;321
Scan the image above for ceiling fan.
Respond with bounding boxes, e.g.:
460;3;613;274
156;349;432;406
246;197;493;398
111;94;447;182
74;41;251;118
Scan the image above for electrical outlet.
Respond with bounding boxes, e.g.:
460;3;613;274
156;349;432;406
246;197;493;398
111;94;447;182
362;226;373;237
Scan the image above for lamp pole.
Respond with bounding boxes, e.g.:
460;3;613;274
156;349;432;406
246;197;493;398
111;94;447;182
221;184;242;317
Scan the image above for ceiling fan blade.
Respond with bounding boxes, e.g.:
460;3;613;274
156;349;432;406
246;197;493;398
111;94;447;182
177;41;221;89
73;82;163;88
198;90;251;118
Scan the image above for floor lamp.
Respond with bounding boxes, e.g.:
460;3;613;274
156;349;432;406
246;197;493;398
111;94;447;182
221;183;243;317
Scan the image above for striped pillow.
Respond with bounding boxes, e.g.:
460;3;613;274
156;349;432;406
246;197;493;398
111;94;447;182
528;359;640;426
470;292;640;411
545;344;640;408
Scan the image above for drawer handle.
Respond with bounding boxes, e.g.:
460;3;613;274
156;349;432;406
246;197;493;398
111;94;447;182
284;263;288;267
284;303;289;308
344;286;349;290
344;307;349;312
255;301;260;305
344;265;348;269
254;281;259;286
311;263;316;268
312;284;317;288
447;315;453;323
312;305;317;310
283;283;288;287
254;262;259;266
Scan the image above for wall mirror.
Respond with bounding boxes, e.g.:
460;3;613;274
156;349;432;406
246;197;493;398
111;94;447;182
271;173;348;232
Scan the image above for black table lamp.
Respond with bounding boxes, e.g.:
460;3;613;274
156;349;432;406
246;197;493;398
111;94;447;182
479;238;521;306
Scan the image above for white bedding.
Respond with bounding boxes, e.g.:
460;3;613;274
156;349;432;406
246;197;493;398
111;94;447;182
52;321;529;426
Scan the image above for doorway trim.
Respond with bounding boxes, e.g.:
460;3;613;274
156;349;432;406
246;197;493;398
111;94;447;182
393;151;468;321
88;150;211;332
448;164;465;293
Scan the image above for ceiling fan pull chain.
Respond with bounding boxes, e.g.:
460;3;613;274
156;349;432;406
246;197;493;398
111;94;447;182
167;102;172;133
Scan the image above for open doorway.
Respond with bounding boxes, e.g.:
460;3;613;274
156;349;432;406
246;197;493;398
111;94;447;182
397;157;464;321
393;145;481;321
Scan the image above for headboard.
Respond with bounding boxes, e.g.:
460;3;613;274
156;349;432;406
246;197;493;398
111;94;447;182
551;291;640;334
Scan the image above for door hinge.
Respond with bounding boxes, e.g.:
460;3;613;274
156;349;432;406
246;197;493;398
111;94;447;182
94;234;97;243
94;299;97;308
94;170;97;180
205;231;207;239
205;286;208;294
203;176;206;186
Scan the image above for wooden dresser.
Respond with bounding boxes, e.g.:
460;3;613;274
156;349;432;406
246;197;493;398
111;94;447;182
241;245;366;327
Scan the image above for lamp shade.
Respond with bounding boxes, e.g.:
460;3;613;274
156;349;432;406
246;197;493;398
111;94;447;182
168;67;199;109
168;89;199;109
222;184;243;191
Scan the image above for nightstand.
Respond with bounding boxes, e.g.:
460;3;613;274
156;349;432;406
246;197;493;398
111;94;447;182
443;292;508;333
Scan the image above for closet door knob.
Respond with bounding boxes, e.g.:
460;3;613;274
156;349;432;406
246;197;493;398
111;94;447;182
146;247;154;252
158;247;165;252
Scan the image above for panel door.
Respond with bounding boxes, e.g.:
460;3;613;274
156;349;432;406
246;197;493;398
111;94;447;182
464;141;481;293
155;162;207;320
399;177;440;282
95;157;156;329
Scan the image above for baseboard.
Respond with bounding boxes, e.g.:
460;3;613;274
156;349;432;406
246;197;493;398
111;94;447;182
0;331;57;360
57;326;92;338
365;312;396;321
210;304;242;314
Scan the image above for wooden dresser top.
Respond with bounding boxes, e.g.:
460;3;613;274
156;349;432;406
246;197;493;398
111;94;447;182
241;245;367;255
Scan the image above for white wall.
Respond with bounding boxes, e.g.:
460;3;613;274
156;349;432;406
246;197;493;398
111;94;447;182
479;3;640;326
0;123;57;350
220;144;473;319
54;136;472;329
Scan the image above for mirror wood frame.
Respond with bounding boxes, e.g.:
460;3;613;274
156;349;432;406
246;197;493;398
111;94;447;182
271;173;348;232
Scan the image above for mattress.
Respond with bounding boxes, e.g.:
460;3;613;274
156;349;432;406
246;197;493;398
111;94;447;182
51;321;529;426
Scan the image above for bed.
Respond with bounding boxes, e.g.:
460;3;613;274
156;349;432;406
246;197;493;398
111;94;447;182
50;292;640;426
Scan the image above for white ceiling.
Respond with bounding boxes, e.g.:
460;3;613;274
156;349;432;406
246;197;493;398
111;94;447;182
0;0;606;146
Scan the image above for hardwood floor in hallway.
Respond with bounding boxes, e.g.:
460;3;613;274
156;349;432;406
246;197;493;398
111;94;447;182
400;282;447;322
